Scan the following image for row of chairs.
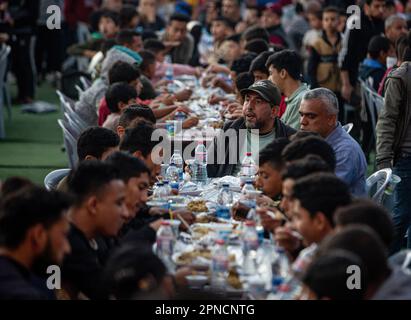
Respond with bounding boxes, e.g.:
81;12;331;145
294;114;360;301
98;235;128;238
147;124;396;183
0;45;12;139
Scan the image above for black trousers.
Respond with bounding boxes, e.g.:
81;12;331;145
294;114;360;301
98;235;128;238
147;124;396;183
10;33;36;100
35;25;64;76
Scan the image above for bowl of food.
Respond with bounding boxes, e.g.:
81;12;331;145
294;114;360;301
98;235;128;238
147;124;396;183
187;199;208;213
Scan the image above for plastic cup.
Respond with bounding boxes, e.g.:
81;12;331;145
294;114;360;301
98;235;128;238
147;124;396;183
385;174;401;195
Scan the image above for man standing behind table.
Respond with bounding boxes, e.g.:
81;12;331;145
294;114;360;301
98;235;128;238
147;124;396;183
161;13;194;65
207;80;296;178
298;88;367;197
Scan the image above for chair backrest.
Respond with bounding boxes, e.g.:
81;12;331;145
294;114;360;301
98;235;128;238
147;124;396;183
64;112;82;139
366;168;392;204
359;79;384;139
58;119;78;168
342;123;353;134
44;168;71;191
80;76;91;90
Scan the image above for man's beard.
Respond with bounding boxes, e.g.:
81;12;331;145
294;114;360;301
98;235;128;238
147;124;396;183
245;119;263;130
32;239;57;277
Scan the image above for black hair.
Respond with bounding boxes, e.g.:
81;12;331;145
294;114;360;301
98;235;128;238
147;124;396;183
116;29;141;47
245;39;269;55
282;136;336;171
242;26;270;43
139;50;156;72
281;154;332;181
334;199;394;249
265;49;303;80
67;160;120;205
368;35;391;59
259;137;290;169
142;30;158;41
77;127;120;161
302;249;366;300
101;38;117;54
365;0;386;5
323;6;341;15
143;38;166;54
289;130;321;141
119;4;139;29
225;33;241;44
235;72;255;92
0;186;72;248
102;244;166;299
317;225;390;287
249;51;272;74
169;12;191;24
231;52;258;74
292;172;351;226
120;122;156;158
119;104;156;127
105;82;138;113
212;16;236;30
0;177;34;198
105;151;150;182
108;61;141;84
100;10;120;26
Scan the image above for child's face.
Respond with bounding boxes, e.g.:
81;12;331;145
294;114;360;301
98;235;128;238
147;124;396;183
307;13;322;30
322;12;339;33
256;162;282;199
211;21;229;42
99;17;119;37
280;178;294;217
290;199;330;246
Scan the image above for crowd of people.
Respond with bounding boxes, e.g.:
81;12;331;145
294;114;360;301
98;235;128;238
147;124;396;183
1;0;411;300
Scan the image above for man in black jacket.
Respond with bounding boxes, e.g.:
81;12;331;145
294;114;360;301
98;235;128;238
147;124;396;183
0;186;72;300
207;80;296;178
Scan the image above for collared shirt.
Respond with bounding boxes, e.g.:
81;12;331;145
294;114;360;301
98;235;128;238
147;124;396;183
281;83;309;130
325;123;367;197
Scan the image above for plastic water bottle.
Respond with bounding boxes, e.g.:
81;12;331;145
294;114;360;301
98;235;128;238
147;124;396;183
242;221;259;277
165;63;174;81
175;111;187;122
192;141;208;185
211;239;229;292
216;183;233;220
156;221;175;272
170;150;184;181
153;182;168;200
270;247;290;295
241;181;257;209
166;163;180;191
162;180;172;196
240;152;257;182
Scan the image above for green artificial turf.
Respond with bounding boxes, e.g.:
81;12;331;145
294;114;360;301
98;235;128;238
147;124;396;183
0;83;68;184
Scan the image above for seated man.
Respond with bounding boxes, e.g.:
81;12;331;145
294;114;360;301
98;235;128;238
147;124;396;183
207;80;296;178
161;13;194;65
0;186;72;299
103;82;138;131
299;88;368;196
57;127;120;192
63;161;128;299
288;172;351;277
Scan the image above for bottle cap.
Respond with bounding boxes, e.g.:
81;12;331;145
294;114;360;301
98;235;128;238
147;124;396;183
246;152;252;156
215;239;225;245
245;220;256;226
161;220;170;226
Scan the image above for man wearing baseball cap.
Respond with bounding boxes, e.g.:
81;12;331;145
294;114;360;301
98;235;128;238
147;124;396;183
208;80;296;177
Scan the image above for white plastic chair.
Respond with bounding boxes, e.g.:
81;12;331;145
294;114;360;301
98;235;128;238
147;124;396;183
58;119;78;168
44;168;71;191
366;168;392;204
0;45;11;139
342;123;353;134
